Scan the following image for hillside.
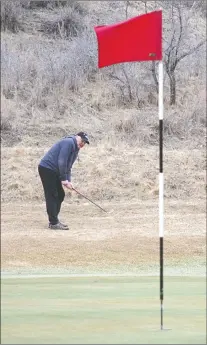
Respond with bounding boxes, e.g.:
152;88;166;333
1;0;206;203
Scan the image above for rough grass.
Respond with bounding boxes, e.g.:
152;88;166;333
1;145;205;203
1;1;206;202
1;0;24;33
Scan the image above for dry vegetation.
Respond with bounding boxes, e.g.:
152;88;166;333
1;145;205;204
1;0;206;203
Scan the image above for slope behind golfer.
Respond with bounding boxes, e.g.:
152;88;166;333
38;132;89;230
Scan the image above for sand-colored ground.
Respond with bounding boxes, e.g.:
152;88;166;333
1;200;206;276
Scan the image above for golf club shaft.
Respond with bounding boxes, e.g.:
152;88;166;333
72;188;107;212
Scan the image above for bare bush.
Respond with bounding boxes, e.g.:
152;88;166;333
41;7;85;38
1;0;24;33
119;0;206;106
105;63;157;108
163;3;206;105
1;27;97;111
1;0;206;151
113;110;158;146
23;0;85;11
24;1;55;9
0;97;22;146
21;1;67;9
179;0;206;17
1;41;26;99
113;103;206;148
1;117;12;132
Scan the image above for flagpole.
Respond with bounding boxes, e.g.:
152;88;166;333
159;60;164;330
94;8;164;330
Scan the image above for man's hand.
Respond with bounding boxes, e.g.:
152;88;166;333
61;180;74;190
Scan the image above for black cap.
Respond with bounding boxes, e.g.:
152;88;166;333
76;132;90;144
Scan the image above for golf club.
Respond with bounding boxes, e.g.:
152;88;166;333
72;187;107;213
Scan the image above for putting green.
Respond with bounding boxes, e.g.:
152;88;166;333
1;276;206;344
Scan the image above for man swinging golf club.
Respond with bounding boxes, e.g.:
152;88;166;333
38;132;89;230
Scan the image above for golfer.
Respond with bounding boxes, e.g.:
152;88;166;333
38;132;89;230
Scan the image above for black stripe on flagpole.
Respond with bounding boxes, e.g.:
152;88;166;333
160;236;164;330
159;119;163;173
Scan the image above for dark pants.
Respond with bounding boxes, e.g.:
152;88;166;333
38;165;65;225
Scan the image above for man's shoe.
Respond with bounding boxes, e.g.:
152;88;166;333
49;222;69;230
59;221;68;228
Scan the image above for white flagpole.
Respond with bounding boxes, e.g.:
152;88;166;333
159;60;164;330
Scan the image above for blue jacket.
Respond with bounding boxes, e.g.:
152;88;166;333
39;136;79;181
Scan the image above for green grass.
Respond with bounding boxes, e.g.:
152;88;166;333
1;276;206;344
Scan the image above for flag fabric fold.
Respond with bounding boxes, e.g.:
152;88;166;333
94;10;162;68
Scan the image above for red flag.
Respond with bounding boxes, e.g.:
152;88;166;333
94;10;162;68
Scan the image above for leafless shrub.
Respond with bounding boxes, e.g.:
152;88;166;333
36;2;87;39
163;1;206;105
22;1;67;9
1;42;24;99
114;115;138;135
38;28;97;92
0;108;21;146
113;103;206;148
1;27;97;111
182;0;206;16
124;0;206;105
25;1;55;9
1;117;12;132
68;0;87;15
41;8;84;38
23;0;85;11
1;0;24;33
113;111;158;145
106;63;157;108
1;0;206;150
153;106;206;146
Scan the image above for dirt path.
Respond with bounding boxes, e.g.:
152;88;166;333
1;200;205;276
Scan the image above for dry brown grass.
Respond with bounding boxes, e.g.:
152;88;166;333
1;0;206;204
1;200;205;273
1;144;205;203
1;2;206;281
